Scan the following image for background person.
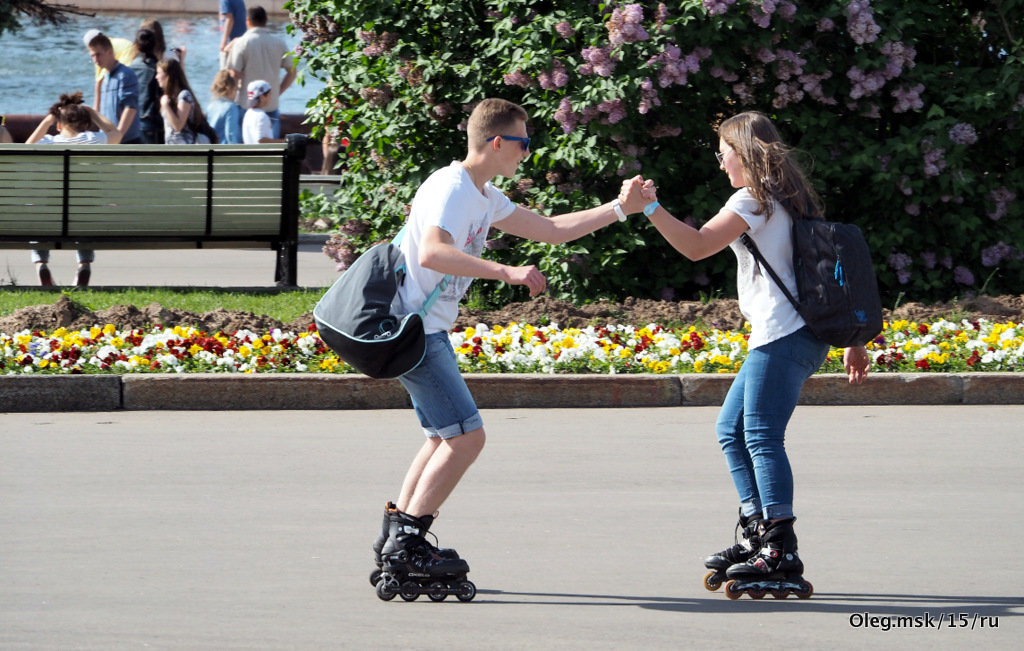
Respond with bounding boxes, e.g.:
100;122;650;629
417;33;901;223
225;5;296;139
86;31;143;144
207;70;243;144
156;58;216;144
631;110;870;597
25;92;122;287
241;80;280;144
129;28;163;143
218;0;247;66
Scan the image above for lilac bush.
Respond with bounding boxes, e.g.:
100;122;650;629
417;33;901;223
290;0;1023;305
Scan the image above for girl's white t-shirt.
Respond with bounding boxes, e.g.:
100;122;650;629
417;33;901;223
37;131;107;145
398;162;516;334
724;187;806;349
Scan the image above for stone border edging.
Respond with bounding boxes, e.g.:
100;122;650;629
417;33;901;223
1;373;1021;412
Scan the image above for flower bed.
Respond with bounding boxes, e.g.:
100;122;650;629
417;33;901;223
1;319;1021;375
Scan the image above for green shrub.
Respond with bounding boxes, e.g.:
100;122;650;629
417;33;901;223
289;0;1023;307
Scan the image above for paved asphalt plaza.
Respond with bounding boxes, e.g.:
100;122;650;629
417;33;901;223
2;406;1022;649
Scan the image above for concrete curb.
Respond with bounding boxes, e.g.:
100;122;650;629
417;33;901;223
1;373;1022;412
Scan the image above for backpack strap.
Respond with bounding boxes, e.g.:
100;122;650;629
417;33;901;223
739;233;801;312
391;226;452;319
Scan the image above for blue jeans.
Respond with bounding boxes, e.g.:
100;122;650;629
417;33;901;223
714;326;829;521
398;331;483;439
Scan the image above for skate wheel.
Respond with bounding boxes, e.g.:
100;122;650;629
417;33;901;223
369;568;382;587
748;587;766;599
427;581;448;602
795;580;814;599
769;588;789;599
455;580;476;602
375;579;397;601
399;581;420;601
724;581;742;600
703;570;722;591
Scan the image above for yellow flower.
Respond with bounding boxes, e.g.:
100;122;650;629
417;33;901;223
694;360;705;373
102;324;116;336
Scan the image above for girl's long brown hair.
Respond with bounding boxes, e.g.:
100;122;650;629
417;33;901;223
157;58;208;128
717;111;824;220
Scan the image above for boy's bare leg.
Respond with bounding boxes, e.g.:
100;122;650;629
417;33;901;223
401;428;486;517
396;437;442;512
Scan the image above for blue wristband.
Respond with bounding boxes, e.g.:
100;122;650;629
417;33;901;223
643;201;660;217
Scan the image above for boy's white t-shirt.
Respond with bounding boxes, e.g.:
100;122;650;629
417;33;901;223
398;161;516;334
242;108;272;144
724;187;806;350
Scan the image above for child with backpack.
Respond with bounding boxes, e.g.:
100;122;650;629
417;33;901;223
630;110;871;599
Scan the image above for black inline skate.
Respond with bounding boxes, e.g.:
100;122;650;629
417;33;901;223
369;502;460;587
375;509;476;602
723;519;813;599
703;508;764;591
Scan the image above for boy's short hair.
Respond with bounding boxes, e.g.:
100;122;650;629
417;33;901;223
85;30;113;52
467;98;528;150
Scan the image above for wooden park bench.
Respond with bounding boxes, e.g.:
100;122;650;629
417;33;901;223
0;135;307;286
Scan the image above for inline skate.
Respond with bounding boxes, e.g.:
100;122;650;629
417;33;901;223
369;502;459;587
723;519;813;599
375;509;476;602
702;508;763;591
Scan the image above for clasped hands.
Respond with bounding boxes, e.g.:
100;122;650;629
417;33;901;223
617;175;658;216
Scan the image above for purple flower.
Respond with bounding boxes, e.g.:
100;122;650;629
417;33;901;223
638;77;661;114
920;251;937;269
847;0;881;45
922;143;946;178
702;0;737;15
502;70;533;88
580;46;617;77
987;186;1016;221
539;60;569;90
608;4;649;47
981;241;1015;267
554;98;580;134
904;203;920;216
948;123;978;145
555;21;575;39
888;252;913;271
953;266;975;286
892;83;925;113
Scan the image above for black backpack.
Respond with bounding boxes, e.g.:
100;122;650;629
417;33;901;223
313;232;449;378
741;218;883;348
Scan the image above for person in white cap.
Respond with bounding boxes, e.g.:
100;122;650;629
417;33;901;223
242;80;282;144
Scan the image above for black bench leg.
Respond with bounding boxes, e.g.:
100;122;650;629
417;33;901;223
275;240;298;287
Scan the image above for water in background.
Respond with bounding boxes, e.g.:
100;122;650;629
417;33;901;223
0;12;324;116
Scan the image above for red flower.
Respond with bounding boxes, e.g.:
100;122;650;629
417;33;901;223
917;323;929;335
915;359;930;370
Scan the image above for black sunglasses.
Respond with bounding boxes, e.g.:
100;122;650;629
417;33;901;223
486;135;531;152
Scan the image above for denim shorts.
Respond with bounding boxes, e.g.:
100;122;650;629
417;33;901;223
398;331;483;439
